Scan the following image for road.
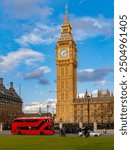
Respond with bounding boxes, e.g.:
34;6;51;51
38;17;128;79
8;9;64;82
0;130;114;136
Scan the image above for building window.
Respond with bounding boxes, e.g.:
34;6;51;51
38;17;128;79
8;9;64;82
100;104;104;124
61;81;64;88
61;106;64;112
74;110;77;115
65;67;68;76
61;68;64;76
66;93;68;99
66;107;68;113
66;81;68;89
61;92;64;100
74;105;77;109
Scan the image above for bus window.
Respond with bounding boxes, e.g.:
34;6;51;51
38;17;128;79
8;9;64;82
45;126;51;130
17;127;29;130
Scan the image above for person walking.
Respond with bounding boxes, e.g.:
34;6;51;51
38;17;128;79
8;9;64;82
84;126;89;138
103;128;106;134
62;126;66;137
60;126;66;137
78;128;83;137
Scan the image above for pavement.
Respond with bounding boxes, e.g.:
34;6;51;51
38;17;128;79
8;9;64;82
97;129;114;136
0;130;12;135
0;130;114;136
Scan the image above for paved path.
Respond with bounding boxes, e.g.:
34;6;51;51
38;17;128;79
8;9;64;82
0;130;12;135
0;130;114;136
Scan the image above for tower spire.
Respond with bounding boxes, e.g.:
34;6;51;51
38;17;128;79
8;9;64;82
63;4;69;25
58;5;73;41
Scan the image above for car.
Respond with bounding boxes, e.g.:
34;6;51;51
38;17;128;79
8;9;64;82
88;130;102;137
78;130;102;137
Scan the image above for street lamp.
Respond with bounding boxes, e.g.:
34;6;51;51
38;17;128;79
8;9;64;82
47;105;49;117
87;95;90;127
94;109;97;132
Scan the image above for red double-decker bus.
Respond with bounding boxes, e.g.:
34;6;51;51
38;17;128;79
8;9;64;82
11;117;54;135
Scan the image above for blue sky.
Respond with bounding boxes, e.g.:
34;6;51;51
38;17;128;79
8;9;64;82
0;0;114;113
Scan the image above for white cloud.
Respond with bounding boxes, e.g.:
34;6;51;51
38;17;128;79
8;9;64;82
78;69;94;72
78;91;98;98
78;67;113;82
3;0;52;20
92;90;98;97
0;48;44;73
16;33;44;46
16;66;51;85
23;99;56;113
71;15;113;41
16;23;60;46
16;15;113;46
78;93;85;98
77;89;111;98
24;66;51;79
94;80;106;86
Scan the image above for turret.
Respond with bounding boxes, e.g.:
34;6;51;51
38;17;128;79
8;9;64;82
9;82;15;91
0;78;3;85
0;78;6;91
106;89;110;97
98;90;102;97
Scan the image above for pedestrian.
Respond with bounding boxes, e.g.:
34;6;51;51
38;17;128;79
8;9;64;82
78;128;83;137
59;128;62;136
84;126;89;138
60;126;66;137
62;126;66;136
103;128;106;134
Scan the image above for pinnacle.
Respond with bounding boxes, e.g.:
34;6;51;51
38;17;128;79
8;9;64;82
63;4;70;25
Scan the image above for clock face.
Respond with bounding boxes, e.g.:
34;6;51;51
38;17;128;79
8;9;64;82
60;49;68;58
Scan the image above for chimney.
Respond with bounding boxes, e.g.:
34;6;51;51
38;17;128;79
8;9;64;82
10;82;14;88
0;78;3;85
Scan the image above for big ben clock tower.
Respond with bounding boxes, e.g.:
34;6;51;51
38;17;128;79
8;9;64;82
56;5;77;123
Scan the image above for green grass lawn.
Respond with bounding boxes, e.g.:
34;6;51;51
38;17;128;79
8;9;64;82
0;136;114;150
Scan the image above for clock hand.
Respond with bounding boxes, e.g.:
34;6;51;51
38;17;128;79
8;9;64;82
63;51;67;55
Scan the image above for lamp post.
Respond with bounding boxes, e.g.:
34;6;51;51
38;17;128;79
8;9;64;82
39;107;42;116
47;105;49;117
87;95;90;127
94;109;97;132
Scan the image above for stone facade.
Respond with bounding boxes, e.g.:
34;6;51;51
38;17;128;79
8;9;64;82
56;7;114;125
0;78;23;125
74;90;114;125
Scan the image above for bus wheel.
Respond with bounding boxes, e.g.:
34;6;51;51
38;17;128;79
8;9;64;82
40;132;44;135
18;131;22;135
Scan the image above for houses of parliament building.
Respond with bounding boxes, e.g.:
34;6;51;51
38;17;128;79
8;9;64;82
56;7;114;127
0;78;23;125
